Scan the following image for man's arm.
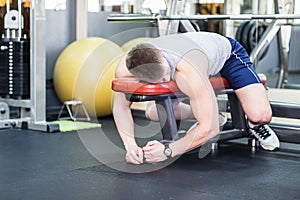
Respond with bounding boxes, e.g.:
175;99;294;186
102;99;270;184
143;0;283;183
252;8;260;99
169;62;220;156
143;50;220;162
113;92;143;164
113;54;143;164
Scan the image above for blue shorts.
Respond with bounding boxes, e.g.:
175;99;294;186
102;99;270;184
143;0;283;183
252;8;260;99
220;37;262;90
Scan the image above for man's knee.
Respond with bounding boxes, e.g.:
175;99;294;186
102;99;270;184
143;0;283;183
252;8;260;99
248;108;272;124
145;103;159;121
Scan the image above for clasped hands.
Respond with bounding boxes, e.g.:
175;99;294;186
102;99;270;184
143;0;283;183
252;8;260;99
125;140;168;164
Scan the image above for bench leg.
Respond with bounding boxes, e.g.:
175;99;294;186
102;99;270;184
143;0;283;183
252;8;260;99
154;93;248;143
156;96;179;142
227;93;248;132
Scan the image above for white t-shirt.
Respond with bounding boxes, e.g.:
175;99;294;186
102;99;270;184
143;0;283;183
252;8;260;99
148;32;232;77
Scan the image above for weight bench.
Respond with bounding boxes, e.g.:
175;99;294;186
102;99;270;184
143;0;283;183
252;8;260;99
112;74;267;145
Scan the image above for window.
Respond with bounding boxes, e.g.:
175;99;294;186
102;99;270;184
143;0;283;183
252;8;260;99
45;0;66;10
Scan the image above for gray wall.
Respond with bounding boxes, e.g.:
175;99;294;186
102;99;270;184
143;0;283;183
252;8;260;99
88;12;158;44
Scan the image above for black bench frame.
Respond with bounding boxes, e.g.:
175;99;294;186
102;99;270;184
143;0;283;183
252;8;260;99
126;88;251;144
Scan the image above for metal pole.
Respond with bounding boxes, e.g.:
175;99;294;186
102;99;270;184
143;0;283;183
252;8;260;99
29;0;47;130
6;0;9;11
167;0;178;16
276;27;287;88
250;20;280;65
161;14;300;20
6;0;10;38
18;0;22;40
107;14;300;22
76;0;87;40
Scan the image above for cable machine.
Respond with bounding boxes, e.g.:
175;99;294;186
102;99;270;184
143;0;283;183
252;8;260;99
0;0;58;132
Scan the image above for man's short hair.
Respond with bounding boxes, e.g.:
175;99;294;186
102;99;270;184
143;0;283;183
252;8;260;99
126;43;165;83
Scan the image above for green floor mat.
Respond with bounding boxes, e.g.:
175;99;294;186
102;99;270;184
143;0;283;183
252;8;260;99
52;120;101;132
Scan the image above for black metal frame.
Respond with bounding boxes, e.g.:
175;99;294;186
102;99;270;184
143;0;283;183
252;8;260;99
269;101;300;144
126;87;300;145
126;93;184;142
126;89;251;143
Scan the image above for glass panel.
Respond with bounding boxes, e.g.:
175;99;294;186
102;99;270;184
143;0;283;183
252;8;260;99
45;0;66;10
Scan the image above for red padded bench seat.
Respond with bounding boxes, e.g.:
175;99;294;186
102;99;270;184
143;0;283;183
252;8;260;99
112;74;267;95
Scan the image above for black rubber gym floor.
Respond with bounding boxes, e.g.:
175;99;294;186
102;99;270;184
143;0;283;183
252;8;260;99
1;116;299;200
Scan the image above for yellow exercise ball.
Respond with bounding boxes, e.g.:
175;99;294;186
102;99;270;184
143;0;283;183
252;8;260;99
121;37;152;52
53;37;124;117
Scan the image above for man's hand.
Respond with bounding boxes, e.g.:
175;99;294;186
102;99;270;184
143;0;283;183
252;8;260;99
143;140;167;163
125;146;144;164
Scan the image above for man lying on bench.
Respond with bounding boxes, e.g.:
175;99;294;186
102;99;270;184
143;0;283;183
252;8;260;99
113;32;280;165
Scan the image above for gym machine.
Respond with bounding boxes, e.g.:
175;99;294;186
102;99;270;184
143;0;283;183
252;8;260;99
0;0;59;132
108;0;300;88
108;0;300;145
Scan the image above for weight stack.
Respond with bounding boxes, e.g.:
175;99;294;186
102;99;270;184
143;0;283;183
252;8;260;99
0;42;9;97
0;40;30;99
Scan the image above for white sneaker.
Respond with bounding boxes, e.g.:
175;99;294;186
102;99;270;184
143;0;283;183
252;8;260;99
249;124;280;151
